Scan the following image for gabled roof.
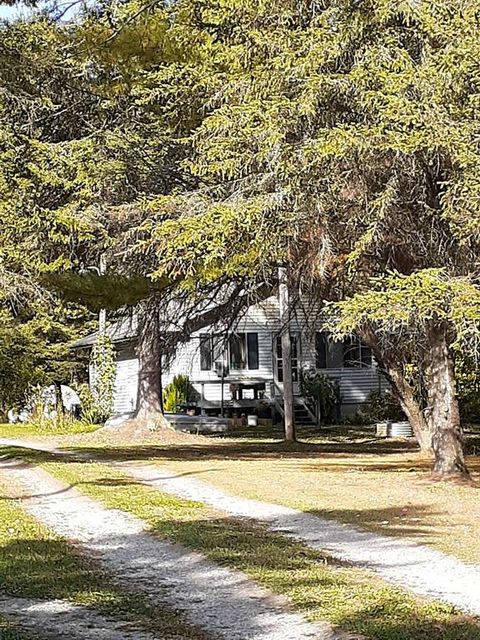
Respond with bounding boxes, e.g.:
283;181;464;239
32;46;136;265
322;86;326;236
72;316;137;348
72;285;277;349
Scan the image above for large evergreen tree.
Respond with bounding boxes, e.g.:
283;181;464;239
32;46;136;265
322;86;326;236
115;0;480;478
0;17;102;409
3;2;479;476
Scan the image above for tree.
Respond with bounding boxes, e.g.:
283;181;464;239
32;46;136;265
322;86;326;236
328;271;480;478
122;0;480;478
0;17;103;411
0;302;92;417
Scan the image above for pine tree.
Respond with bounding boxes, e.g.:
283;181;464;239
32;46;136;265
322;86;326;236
120;0;480;478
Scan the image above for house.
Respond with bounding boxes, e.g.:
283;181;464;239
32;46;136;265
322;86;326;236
74;294;389;424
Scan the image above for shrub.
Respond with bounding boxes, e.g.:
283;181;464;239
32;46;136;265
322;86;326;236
356;390;405;425
163;375;197;413
75;383;108;425
299;368;339;424
89;335;116;422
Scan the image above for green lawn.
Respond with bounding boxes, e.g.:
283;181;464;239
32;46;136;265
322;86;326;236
0;475;208;640
0;422;100;438
22;450;479;640
52;426;480;564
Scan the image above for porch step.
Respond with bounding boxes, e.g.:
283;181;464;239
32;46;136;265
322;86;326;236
294;405;317;426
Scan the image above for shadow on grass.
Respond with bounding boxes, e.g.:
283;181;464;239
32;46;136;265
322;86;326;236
0;620;34;640
0;533;208;640
151;515;480;640
0;446;452;543
1;516;479;640
0;537;101;601
1;443;480;640
307;504;442;541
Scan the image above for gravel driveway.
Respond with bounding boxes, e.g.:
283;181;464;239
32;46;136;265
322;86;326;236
0;596;162;640
0;453;342;640
114;460;480;616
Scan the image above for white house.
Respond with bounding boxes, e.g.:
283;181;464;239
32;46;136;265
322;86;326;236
74;294;389;424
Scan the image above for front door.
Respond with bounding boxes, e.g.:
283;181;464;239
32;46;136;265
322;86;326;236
274;334;300;395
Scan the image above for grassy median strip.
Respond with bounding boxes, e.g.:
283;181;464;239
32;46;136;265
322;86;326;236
0;473;208;640
59;430;480;565
32;453;480;640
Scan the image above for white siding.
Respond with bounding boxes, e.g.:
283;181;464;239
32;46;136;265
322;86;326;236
92;294;392;415
301;332;390;407
162;330;275;404
112;347;138;414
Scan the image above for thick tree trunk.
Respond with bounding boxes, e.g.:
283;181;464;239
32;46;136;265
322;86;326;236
424;326;469;480
134;302;168;428
360;327;433;452
361;325;469;479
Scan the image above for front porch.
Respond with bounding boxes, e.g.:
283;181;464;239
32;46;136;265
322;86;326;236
187;377;319;428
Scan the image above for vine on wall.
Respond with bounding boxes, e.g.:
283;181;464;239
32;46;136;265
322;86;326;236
90;335;116;422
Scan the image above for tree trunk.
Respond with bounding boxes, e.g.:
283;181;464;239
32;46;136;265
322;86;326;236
424;326;469;480
385;366;432;452
53;380;65;417
361;325;469;479
360;327;433;452
134;302;168;428
278;266;295;442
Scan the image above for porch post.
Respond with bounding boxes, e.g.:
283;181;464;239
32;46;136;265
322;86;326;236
278;266;295;441
99;254;107;334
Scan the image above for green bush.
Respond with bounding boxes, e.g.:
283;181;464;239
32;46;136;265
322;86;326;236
299;368;339;424
355;390;405;425
163;375;197;413
75;383;108;425
89;335;117;422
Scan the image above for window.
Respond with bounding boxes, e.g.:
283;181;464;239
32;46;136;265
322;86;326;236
315;332;372;369
276;335;299;382
343;336;372;368
247;333;259;369
229;333;246;369
200;334;212;371
229;332;259;370
315;332;327;369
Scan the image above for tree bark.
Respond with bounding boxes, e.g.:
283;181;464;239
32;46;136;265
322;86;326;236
53;380;65;417
361;325;469;479
384;366;432;452
424;326;469;480
134;302;168;427
278;266;295;442
360;327;433;452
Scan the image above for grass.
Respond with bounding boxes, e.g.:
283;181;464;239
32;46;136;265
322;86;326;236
24;451;480;640
0;619;32;639
55;425;480;564
0;421;99;438
0;474;208;640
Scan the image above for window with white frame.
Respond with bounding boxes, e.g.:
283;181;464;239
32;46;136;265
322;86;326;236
315;332;372;368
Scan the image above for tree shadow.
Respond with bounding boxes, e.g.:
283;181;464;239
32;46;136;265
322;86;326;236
68;438;422;463
0;535;209;640
148;514;480;640
0;537;102;601
1;453;480;640
305;504;442;542
0;452;447;544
